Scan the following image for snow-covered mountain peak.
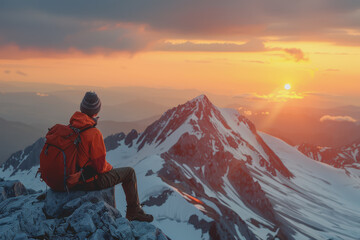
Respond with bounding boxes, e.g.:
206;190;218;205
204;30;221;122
136;94;248;152
136;94;292;178
187;94;214;108
136;94;224;151
189;94;209;102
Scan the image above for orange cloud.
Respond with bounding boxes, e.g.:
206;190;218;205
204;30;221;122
155;39;267;52
0;44;87;60
320;115;357;123
36;92;49;97
244;110;253;116
283;48;308;62
156;40;308;62
236;90;305;102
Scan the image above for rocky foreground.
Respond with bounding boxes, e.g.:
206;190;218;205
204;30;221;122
0;179;168;240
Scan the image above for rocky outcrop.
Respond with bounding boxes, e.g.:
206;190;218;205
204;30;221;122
43;188;117;219
104;132;126;152
125;129;139;147
297;141;360;168
0;179;31;201
227;161;275;221
0;180;168;240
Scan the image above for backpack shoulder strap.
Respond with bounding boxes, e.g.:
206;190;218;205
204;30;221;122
69;124;96;146
75;124;97;175
68;124;96;134
79;124;96;133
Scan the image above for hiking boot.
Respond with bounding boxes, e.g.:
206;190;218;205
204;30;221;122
36;192;46;201
126;207;154;222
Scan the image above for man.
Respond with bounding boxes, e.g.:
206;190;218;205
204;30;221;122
69;91;153;222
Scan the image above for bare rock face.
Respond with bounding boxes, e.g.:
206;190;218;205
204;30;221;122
297;141;360;169
0;181;168;240
0;138;45;176
105;132;126;152
43;188;116;218
0;179;29;201
125;129;139;147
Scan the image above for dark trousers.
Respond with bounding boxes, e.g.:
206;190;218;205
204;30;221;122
74;167;140;209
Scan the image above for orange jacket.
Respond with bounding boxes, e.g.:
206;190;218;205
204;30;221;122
69;111;113;175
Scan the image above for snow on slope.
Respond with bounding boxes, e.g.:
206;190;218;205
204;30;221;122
0;165;45;191
99;95;289;239
106;138;275;240
103;96;298;239
259;132;360;239
109;153;210;240
0;138;46;191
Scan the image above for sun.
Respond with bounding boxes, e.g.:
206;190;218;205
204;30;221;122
284;84;291;90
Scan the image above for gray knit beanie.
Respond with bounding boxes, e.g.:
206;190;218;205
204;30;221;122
80;91;101;116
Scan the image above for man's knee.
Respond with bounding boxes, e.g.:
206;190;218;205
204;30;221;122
113;167;136;182
127;167;136;179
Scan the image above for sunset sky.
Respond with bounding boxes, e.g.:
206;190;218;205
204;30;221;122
0;1;359;105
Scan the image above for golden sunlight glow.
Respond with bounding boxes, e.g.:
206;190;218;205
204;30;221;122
1;39;359;96
284;84;291;90
254;90;304;102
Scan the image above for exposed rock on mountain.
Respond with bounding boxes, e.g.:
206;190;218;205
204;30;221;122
1;138;45;176
125;129;139;147
105;132;126;152
297;140;360;168
0;179;31;201
135;95;293;238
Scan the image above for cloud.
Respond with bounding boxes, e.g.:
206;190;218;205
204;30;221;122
235;90;305;102
0;9;160;55
283;48;308;62
155;39;267;52
2;69;26;75
320;115;357;123
235;93;266;101
16;70;27;76
242;60;266;64
314;52;348;55
244;110;252;116
0;0;359;55
156;40;307;62
36;92;49;97
303;92;341;98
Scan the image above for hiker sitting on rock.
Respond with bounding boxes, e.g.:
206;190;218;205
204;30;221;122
39;91;153;222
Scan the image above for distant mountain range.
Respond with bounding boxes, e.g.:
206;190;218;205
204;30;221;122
2;95;359;239
0;87;187;164
0;117;41;165
0;115;160;165
232;103;360;147
297;140;360;169
0;91;171;126
97;115;160;137
1;80;359;148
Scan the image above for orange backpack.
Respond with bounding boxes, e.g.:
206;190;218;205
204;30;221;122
38;124;95;192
